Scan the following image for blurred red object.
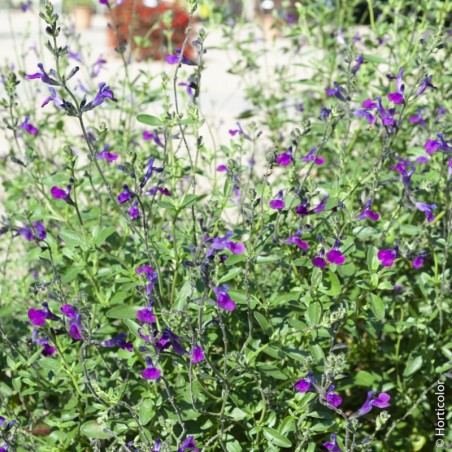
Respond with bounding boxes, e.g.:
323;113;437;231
107;1;195;61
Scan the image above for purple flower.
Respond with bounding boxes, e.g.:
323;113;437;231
165;49;194;66
97;144;118;162
386;68;405;104
206;231;245;257
146;186;171;197
414;202;437;222
101;333;133;351
41;87;64;109
357;391;391;416
136;265;158;294
177;436;199;452
128;201;140;220
217;164;229;172
276;150;292;166
358;199;379;221
34;221;47;239
286;232;308;250
318;106;331;121
412;256;424;269
392;160;415;188
25;63;58;85
191;345;205;364
91;55;106;78
378;249;397;267
416;75;437;96
91;82;117;108
141;365;161;380
228;122;251;140
42;343;56;356
351;54;364;74
156;328;186;355
18;227;34;241
424;133;451;154
118;184;132;204
143;130;164;147
323;434;342;452
51;185;73;204
19;116;38;136
61;304;77;318
137;307;156;323
21;0;32;11
294;372;316;393
312;256;327;268
269;190;285;210
326;247;346;265
325;82;348;101
68;317;83;340
325;385;342;408
408;109;426;127
140;157;163;189
302;146;325;165
376;97;397;128
213;285;236;311
296;195;329;216
28;308;47;326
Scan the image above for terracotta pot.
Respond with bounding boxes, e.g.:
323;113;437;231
106;0;195;61
73;6;93;30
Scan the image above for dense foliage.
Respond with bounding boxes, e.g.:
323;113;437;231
0;0;450;450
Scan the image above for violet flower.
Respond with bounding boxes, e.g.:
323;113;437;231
228;122;251;140
28;302;57;326
351;54;364;74
318;106;331;121
217;164;229;172
143;130;164;147
276;149;292;166
424;133;451;154
137;306;156;323
166;49;195;66
213;285;236;311
302;146;325;165
323;434;342;452
312;256;327;268
136;265;158;294
101;333;133;351
416;75;437;97
96;144;118;162
68;316;83;340
19;116;38;136
326;242;346;265
392;160;415;188
51;185;74;205
206;231;245;257
91;55;106;78
25;63;58;85
128;201;140;220
177;436;199;452
296;195;329;216
412;256;424;269
191;345;205;364
141;357;161;380
32;329;56;356
90;82;117;108
325;82;348;101
41;87;64;109
286;231;308;250
146;186;171;197
377;249;397;267
414;202;437;222
156;328;186;355
408;109;426;127
269;190;285;210
325;385;342;408
358;199;379;221
386;68;405;104
140;157;163;189
294;372;316;393
18;227;34;241
118;184;133;204
376;96;397;128
356;391;391;417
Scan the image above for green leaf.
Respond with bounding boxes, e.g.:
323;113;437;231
136;114;163;126
177;194;201;210
139;399;154;425
59;229;86;247
355;370;382;386
123;319;142;338
80;421;113;439
367;246;379;273
403;356;423;377
224;254;247;266
263;427;292;448
306;302;321;326
254;312;272;335
93;226;116;247
219;267;242;284
370;294;385;320
106;306;140;319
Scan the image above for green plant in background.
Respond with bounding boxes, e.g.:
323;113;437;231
0;0;450;450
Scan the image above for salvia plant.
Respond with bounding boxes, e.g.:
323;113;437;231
0;0;451;450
